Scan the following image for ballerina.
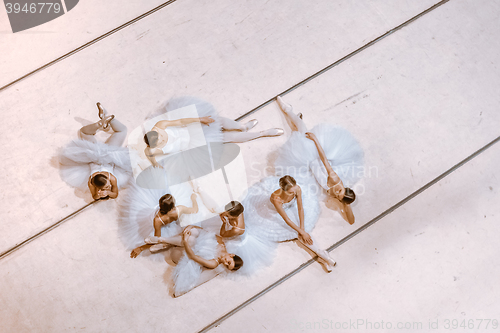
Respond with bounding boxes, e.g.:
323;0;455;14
144;225;243;297
127;191;199;258
59;103;132;200
274;96;364;225
242;175;336;272
143;97;284;168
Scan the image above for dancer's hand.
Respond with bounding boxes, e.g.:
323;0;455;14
200;116;215;125
305;132;316;141
299;231;313;245
130;247;142;258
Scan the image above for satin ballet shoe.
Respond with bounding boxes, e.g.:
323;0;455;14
102;115;114;130
276;96;293;113
261;128;284;137
96;102;105;119
150;243;171;253
244;119;258;131
321;250;337;267
145;236;160;244
316;257;333;273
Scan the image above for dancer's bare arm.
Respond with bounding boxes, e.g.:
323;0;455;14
154;117;214;129
295;187;305;230
305;133;341;184
130;244;153;258
271;194;312;244
107;175;119;199
176;194;200;217
182;227;219;269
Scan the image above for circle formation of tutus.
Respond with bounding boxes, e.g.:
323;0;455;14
242;176;321;242
59;139;132;190
274;123;364;189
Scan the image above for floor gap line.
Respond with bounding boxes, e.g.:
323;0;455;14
0;0;178;92
198;133;500;333
235;0;450;122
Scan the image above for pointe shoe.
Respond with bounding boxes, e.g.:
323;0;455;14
322;251;337;267
102;115;114;130
317;257;333;273
261;128;284;138
150;243;170;253
276;96;293;113
97;102;105;119
145;236;160;244
244;119;258;131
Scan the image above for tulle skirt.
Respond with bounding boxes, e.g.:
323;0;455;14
172;230;219;296
242;176;320;242
274;123;364;188
59;139;132;190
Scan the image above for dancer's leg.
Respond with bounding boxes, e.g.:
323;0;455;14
222;128;283;143
276;96;308;133
220;117;258;132
105;118;127;146
190;180;220;213
297;235;336;266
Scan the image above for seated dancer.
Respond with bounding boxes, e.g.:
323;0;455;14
274;96;364;225
59;103;132;200
144;225;243;297
199;199;276;276
119;178;212;257
128;191;199;258
143;97;284;168
242;175;336;272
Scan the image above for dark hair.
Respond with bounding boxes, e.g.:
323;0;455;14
159;194;175;214
232;255;243;271
342;187;356;204
279;175;296;191
224;201;244;217
91;174;108;188
144;131;159;148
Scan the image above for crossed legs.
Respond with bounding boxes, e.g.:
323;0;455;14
219;117;284;143
79;103;127;146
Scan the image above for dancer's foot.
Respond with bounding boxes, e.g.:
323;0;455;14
145;236;160;244
317;257;334;273
96;102;105;119
321;250;337;267
102;115;114;130
260;128;284;138
276;96;293;113
297;113;303;119
244;119;258;131
150;243;171;253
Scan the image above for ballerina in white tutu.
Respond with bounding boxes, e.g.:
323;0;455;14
143;97;284;168
274;96;364;225
145;225;243;297
243;175;336;272
200;200;276;276
127;191;200;258
59;103;132;200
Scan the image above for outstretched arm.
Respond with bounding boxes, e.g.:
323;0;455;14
305;133;340;182
176;193;200;217
130;244;153;258
154;117;214;129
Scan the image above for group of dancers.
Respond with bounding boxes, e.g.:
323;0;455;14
58;97;364;297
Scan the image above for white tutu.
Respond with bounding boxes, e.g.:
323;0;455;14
172;230;219;296
275;123;364;188
224;224;277;276
241;176;320;242
59;139;132;190
118;178;215;251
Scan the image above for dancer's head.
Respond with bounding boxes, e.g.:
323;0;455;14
144;131;159;148
91;174;108;189
279;175;297;193
159;194;175;214
224;201;244;217
219;253;243;271
327;183;356;204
